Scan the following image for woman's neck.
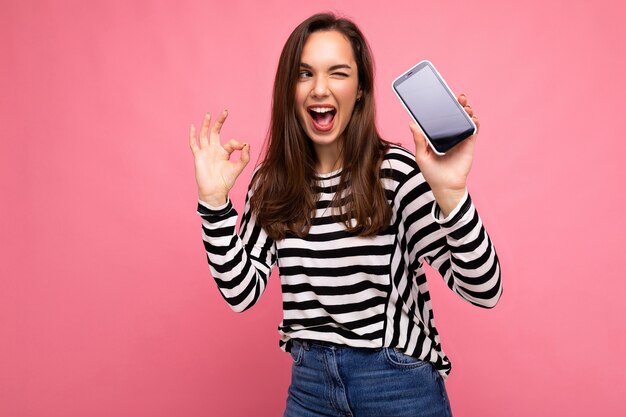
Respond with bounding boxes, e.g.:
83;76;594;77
313;142;342;174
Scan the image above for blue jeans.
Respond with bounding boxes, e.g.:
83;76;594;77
284;339;453;417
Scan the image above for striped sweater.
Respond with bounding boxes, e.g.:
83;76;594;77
196;145;502;379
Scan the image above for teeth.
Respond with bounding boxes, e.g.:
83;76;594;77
309;107;334;113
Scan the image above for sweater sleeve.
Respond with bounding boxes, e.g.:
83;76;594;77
196;183;277;313
395;165;502;309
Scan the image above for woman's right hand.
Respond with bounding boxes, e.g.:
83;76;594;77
189;110;250;206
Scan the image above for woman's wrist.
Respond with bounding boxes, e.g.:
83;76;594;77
198;193;228;207
431;187;467;218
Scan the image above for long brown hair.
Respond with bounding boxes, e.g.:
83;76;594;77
250;13;391;240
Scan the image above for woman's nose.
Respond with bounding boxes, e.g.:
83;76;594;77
311;76;329;97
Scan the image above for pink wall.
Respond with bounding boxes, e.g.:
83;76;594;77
2;0;625;416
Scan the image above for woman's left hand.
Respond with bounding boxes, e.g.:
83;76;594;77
409;93;480;217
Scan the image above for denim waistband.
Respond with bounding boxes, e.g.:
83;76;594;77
294;338;383;351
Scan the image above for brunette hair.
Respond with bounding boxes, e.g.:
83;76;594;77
250;13;391;240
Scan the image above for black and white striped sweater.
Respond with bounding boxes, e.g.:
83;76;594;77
196;145;502;379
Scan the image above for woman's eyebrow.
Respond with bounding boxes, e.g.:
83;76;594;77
299;63;353;71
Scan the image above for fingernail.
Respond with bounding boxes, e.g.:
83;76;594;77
205;112;210;118
224;109;228;113
460;93;466;98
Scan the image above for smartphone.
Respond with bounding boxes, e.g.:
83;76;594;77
392;60;476;155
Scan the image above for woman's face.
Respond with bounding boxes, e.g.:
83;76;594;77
295;30;361;156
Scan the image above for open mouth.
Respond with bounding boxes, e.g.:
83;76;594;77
307;106;336;132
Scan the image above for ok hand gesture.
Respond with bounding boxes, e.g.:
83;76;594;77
189;110;250;207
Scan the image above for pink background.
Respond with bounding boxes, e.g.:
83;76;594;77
2;0;625;416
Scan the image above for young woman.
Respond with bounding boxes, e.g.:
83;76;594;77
189;13;502;417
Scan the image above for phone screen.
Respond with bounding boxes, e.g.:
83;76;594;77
393;62;475;154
